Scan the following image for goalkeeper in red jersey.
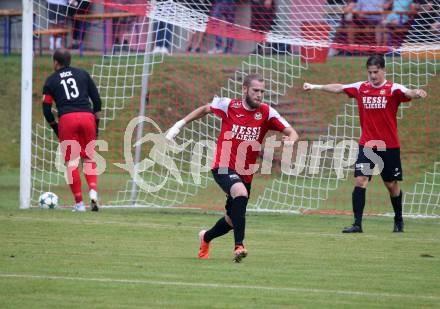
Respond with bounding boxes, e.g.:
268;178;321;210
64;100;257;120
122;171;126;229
166;74;298;262
42;49;102;212
303;55;427;233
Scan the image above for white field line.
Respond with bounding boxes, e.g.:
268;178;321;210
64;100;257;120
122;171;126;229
1;273;439;301
1;215;440;243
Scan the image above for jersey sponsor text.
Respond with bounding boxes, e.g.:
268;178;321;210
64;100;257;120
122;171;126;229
362;96;388;109
231;124;261;141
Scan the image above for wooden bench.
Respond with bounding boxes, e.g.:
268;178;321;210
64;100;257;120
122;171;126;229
328;9;417;18
334;26;411;47
335;27;409;34
0;8;21;16
33;28;70;56
74;12;139;55
74;12;138;21
33;28;70;36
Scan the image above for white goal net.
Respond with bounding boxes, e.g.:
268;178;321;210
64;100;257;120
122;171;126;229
28;0;439;216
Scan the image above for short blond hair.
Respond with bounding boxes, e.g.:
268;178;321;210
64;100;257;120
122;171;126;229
243;74;264;87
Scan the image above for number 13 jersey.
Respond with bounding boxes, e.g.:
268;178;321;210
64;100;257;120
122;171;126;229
42;67;101;116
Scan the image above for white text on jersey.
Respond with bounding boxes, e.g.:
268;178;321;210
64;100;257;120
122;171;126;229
60;71;72;78
362;96;388;109
231;124;261;141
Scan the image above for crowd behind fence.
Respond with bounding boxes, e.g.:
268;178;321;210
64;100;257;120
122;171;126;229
0;0;439;56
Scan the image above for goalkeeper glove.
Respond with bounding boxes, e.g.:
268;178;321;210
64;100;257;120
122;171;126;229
165;119;186;141
50;122;59;138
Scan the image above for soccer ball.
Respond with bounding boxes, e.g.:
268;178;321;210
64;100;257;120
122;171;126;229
38;192;58;209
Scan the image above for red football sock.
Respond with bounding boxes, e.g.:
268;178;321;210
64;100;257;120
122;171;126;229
84;161;97;191
67;166;82;203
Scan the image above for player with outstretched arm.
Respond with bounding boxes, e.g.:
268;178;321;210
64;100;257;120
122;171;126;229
166;74;299;262
42;49;102;212
303;54;427;233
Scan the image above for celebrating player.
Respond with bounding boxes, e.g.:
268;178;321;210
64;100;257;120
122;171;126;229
166;74;298;262
42;49;102;212
303;55;427;233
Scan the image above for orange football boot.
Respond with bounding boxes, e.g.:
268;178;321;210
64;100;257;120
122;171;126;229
198;230;210;259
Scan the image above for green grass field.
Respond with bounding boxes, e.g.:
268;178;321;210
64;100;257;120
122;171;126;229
1;53;439;308
1;197;439;308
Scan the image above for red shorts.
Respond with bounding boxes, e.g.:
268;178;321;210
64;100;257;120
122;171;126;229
59;112;96;162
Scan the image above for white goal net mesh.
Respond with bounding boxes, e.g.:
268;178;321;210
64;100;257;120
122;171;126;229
30;0;439;216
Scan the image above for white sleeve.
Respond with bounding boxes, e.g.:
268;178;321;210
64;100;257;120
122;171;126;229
268;106;290;129
210;97;231;114
342;81;363;90
391;83;409;94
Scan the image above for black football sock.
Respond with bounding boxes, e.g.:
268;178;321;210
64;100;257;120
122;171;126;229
230;196;248;246
352;187;366;226
391;191;403;223
204;217;233;243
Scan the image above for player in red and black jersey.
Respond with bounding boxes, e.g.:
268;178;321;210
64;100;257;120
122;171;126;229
304;55;427;233
42;49;102;212
166;74;298;262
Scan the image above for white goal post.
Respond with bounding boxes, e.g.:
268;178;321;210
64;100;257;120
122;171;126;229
20;0;34;209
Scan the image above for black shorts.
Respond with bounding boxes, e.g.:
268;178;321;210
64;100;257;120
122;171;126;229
354;145;403;182
212;168;251;216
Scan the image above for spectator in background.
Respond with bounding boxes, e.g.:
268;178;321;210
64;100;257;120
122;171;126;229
68;0;92;49
434;15;440;37
328;0;352;54
185;1;213;53
326;0;347;27
47;0;69;50
152;21;173;54
409;0;440;42
112;17;135;53
378;0;415;46
151;0;176;54
186;30;205;53
327;0;346;4
345;0;391;46
250;0;276;54
385;0;415;25
108;0;142;53
208;0;237;54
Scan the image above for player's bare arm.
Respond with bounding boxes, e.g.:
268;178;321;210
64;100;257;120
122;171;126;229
404;89;427;99
282;126;299;145
303;82;344;93
166;104;211;141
